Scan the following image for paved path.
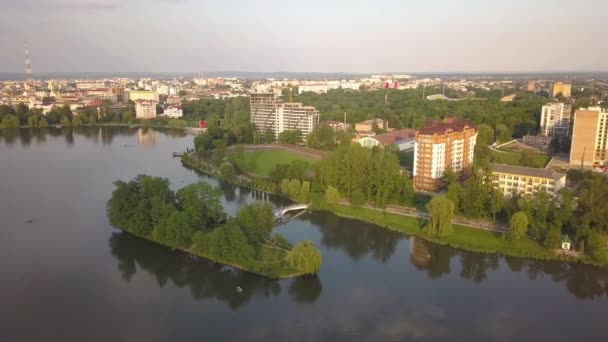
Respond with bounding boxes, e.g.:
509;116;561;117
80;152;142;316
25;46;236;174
338;200;508;233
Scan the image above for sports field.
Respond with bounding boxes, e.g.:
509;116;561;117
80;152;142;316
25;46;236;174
233;149;317;176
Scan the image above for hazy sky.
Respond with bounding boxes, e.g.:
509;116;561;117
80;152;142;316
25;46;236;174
0;0;606;73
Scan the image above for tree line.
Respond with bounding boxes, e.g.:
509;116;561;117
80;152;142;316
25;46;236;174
106;175;321;277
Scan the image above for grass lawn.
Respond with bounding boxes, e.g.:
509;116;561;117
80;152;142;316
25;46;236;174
492;150;551;168
234;150;317;176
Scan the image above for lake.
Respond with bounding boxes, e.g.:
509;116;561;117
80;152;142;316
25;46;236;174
1;127;607;341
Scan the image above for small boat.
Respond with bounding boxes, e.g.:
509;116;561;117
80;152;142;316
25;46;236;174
24;218;33;223
236;286;243;293
172;152;183;157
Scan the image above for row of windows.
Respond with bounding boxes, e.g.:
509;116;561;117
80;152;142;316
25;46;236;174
497;174;554;185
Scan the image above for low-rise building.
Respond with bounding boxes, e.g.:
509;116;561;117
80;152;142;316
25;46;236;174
552;82;572;98
135;99;157;119
490;164;566;197
523;134;553;146
358;128;416;151
355;119;388;136
163;105;183;118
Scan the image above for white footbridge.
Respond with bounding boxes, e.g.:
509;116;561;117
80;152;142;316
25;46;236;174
274;203;309;221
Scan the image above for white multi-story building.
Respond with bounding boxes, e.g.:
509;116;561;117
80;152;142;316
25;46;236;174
163;105;183;118
274;103;319;140
135;100;157;119
249;93;319;142
540;102;572;136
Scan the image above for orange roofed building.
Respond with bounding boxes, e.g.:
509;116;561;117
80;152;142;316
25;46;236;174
413;117;477;191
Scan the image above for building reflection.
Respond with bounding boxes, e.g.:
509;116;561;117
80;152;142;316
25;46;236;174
136;127;156;145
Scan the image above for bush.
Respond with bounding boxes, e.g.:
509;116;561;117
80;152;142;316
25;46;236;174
273;233;293;249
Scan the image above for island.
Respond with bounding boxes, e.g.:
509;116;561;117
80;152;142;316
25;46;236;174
106;175;322;279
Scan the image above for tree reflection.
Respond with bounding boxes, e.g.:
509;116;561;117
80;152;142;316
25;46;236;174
459;252;499;283
108;231;323;309
409;237;456;279
311;212;403;262
288;276;322;304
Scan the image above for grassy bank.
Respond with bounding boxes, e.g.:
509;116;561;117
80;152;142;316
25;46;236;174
317;201;592;264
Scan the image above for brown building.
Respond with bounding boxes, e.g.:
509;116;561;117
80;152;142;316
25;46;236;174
413;117;477;191
526;81;537;92
570;107;608;167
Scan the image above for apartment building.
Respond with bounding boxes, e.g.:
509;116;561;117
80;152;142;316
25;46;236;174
413;118;477;191
250;93;281;135
125;90;159;102
249;93;319;141
491;164;566;197
540;102;572;136
570;106;608;167
552;82;572;98
274;103;319;140
135;99;157;119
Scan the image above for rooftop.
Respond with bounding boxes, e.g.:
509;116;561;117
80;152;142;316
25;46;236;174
367;128;416;145
491;163;566;180
419;117;475;135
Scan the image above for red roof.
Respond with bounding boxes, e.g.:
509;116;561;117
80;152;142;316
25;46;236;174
371;128;416;145
419;117;475;135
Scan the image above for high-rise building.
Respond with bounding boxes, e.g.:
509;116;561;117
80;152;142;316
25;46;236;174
250;93;281;136
570;106;608;167
540;102;572;136
135;99;157;119
552;82;572;98
413;117;477;191
274;103;319;140
249;93;319;141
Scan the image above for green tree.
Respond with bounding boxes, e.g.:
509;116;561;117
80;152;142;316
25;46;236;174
425;195;455;237
27;115;38;128
307;125;336;150
586;232;608;264
476;123;495;146
72;116;83;127
39;118;49;128
350;189;366;207
325;186;341;205
509;211;529;239
1;114;20;128
496;124;512;143
287;240;322;275
219;162;235;181
236;202;275;243
278;129;302;145
60;117;71;127
544;227;561;249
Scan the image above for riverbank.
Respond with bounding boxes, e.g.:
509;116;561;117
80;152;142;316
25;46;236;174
115;228;306;279
181;153;604;267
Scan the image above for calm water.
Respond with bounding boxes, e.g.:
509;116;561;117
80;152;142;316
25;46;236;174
1;127;607;342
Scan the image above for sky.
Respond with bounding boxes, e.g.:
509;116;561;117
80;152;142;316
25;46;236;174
0;0;607;73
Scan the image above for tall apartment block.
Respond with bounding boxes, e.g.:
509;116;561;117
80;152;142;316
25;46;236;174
135;99;157;119
249;93;319;141
540;102;572;136
552;82;572;98
413;117;477;191
570;106;608;167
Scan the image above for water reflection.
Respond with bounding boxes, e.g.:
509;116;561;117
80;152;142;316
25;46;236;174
310;212;403;262
0;126;187;147
109;231;323;308
409;237;608;299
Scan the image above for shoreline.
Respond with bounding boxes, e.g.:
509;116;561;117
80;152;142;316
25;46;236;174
114;228;307;280
181;152;605;268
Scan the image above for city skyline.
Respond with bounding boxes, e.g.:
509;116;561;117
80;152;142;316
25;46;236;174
1;0;607;73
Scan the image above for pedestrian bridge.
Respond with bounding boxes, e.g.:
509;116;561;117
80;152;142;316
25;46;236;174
274;203;309;220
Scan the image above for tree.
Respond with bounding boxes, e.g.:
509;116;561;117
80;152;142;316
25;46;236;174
60;117;71;127
544;227;561;249
476;123;494;146
586;232;608;264
219;162;235;181
496;124;512;143
426;195;455;237
168;119;188;128
27;115;38;128
307;125;335;150
236;202;275;243
350;189;366;207
72;116;83;127
1;114;20;128
263;128;276;143
488;189;504;221
278;130;302;145
287;240;322;275
39;118;49;128
509;211;529;239
325;186;341;205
